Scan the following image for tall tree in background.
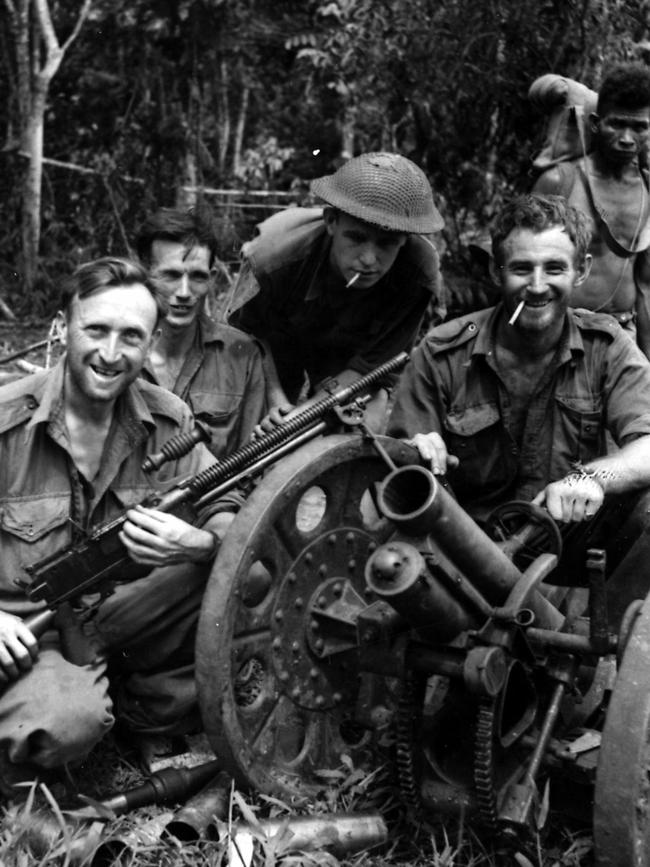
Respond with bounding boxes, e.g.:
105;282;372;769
2;0;92;292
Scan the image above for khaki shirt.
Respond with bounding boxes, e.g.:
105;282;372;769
142;316;266;457
0;359;215;615
388;305;650;518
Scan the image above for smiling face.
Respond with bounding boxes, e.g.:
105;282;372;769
497;226;591;336
325;212;407;289
149;239;212;331
61;283;158;407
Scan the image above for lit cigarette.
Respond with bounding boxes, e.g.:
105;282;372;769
346;272;361;288
508;299;526;326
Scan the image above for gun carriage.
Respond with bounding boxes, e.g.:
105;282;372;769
20;352;650;866
194;430;650;867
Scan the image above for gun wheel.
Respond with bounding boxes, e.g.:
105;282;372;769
594;590;650;867
196;434;415;797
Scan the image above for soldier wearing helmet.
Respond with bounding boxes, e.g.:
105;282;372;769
227;152;444;433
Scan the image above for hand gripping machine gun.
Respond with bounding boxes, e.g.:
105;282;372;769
194;429;650;867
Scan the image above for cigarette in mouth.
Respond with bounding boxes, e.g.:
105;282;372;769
346;272;361;288
508;299;526;326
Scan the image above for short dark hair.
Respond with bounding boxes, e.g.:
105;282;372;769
136;204;219;268
491;194;592;264
60;257;167;324
598;63;650;116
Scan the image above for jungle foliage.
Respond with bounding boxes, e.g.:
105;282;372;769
1;0;649;314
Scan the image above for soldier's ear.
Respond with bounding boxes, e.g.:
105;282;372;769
590;112;600;134
574;254;592;286
55;310;67;347
488;258;502;286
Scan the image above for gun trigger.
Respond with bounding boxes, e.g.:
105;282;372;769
14;578;28;590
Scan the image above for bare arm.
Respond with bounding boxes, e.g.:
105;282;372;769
531;165;566;197
635;250;650;360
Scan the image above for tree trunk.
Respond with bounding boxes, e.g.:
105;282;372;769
232;85;249;177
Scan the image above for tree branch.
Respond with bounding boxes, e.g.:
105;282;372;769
61;0;93;54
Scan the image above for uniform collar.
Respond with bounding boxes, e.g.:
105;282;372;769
471;304;581;366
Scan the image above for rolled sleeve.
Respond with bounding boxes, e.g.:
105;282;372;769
604;330;650;444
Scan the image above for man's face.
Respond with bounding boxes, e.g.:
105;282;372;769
326;213;407;289
149;240;212;330
594;105;650;165
497;226;590;335
61;283;158;406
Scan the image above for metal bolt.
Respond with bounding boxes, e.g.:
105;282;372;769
272;637;282;650
309;667;319;679
333;692;342;704
288;572;297;584
318;596;327;608
294;597;304;610
310;619;319;631
368;542;377;553
275;609;283;621
346;532;355;545
348;559;356;571
305;552;313;565
328;534;337;546
291;687;301;699
318;564;327;577
292;641;300;653
333;582;343;596
315;638;324;651
315;695;325;707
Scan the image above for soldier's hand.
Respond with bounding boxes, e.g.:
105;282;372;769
532;474;604;523
252;401;296;438
0;611;39;683
120;506;218;566
407;432;460;476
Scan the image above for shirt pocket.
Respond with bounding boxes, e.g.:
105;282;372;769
189;392;240;455
553;395;603;464
443;402;510;493
0;496;71;584
0;496;70;544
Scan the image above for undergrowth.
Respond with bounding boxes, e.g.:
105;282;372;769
0;733;595;867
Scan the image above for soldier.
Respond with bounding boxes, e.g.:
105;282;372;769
0;258;231;792
227;152;444;433
388;194;650;524
136;206;266;456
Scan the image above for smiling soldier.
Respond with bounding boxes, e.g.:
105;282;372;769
388;194;650;525
136;207;266;457
227;152;444;433
0;258;233;792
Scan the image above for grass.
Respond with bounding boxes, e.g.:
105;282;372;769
0;732;596;867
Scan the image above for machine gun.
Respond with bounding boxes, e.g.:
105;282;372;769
194;432;650;867
19;353;408;630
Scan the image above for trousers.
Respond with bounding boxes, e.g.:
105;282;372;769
0;559;210;770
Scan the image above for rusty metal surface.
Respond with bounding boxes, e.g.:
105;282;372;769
196;433;415;796
594;589;650;867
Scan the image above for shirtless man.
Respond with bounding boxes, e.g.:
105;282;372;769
533;63;650;357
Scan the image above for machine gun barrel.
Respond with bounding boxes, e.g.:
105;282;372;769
22;353;409;610
376;464;563;630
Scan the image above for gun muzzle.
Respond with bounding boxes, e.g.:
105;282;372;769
377;465;562;630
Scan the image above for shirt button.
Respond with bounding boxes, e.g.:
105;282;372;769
467;323;477;332
25;396;38;410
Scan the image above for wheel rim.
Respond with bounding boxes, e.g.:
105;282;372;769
196;433;415;796
594;590;650;867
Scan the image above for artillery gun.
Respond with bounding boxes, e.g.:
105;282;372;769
195;432;650;866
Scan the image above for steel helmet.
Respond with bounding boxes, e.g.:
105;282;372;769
310;152;443;234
